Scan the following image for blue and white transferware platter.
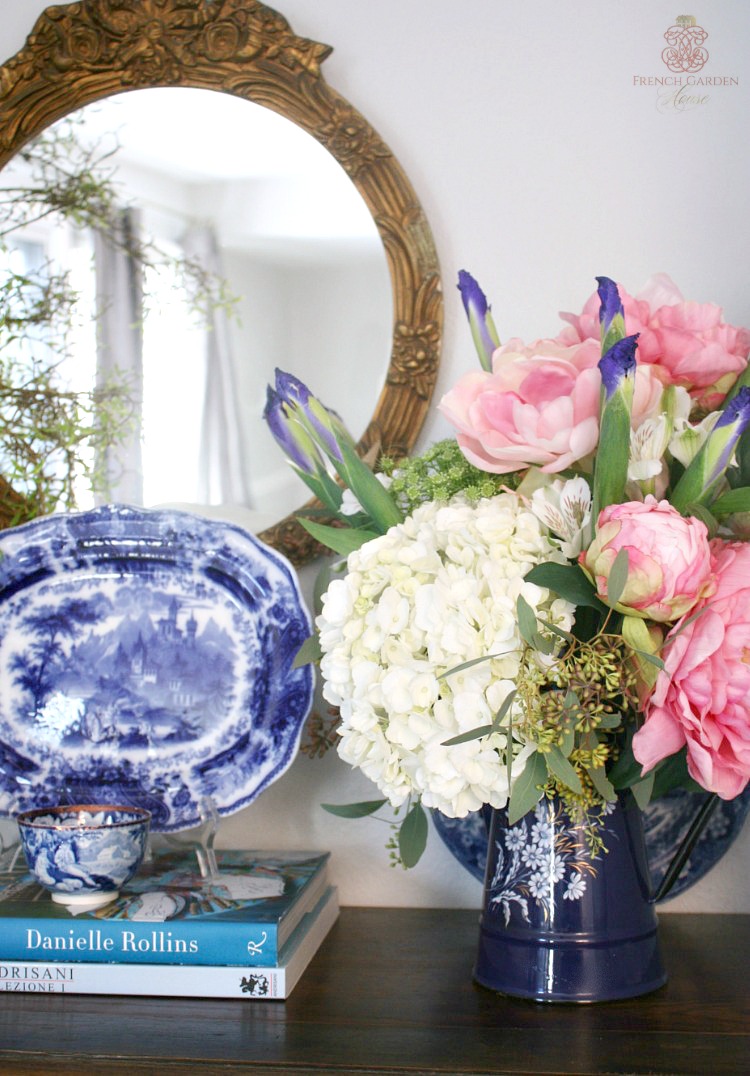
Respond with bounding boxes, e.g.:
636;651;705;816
0;505;314;831
431;785;750;902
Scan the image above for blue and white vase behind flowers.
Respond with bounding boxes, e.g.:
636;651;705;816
475;793;666;1002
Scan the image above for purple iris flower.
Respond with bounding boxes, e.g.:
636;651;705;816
596;276;623;331
263;386;317;474
707;385;750;479
457;270;500;371
273;368;342;460
598;334;639;399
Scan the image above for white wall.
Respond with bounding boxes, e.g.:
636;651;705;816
2;1;749;912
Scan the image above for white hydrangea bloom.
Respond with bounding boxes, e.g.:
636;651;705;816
316;492;575;818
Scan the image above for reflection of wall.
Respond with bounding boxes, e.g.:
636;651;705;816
223;247;391;518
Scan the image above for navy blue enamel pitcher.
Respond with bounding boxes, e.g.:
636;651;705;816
475;792;669;1002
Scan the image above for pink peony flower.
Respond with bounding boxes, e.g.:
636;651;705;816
559;273;750;410
633;539;750;799
438;337;601;474
579;496;714;622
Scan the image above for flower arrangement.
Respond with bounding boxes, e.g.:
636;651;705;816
264;270;750;866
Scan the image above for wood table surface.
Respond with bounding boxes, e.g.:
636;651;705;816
0;908;747;1074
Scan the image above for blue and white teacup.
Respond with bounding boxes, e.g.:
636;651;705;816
16;804;151;909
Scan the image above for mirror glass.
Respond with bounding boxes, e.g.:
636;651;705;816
0;87;393;532
0;0;443;564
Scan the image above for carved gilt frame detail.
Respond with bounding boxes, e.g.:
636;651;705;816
0;0;443;564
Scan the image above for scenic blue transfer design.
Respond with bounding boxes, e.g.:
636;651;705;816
0;506;314;830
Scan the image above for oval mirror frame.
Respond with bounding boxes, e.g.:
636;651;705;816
0;0;443;565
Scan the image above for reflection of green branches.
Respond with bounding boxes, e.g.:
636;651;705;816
0;351;135;528
0;118;119;238
0;111;238;527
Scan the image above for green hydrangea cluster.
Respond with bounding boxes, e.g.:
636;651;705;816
380;439;519;515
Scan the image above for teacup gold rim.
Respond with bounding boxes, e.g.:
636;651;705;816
16;804;152;829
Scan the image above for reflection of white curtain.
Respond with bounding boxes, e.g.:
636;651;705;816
93;207;143;503
182;225;252;506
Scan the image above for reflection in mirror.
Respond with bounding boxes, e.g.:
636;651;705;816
0;88;393;531
0;0;443;564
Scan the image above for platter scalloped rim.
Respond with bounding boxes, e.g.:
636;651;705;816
0;504;314;832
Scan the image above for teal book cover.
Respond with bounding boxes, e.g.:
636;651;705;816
0;848;330;966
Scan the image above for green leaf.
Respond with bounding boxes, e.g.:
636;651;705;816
597;711;625;729
398;801;428;868
525;562;607;611
711;486;750;518
606;725;643;790
298;516;379;555
516;594;539;646
507;751;548;825
631;771;655;810
606;547;629;608
337;440;403;531
545;744;583;795
441;724;494;746
292;633;322;668
682;501;719;538
650;748;703;797
587;764;617;803
321;799;386;818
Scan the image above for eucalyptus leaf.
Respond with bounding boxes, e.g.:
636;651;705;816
292;633;322;668
597;711;624;729
441;724;494;746
538;617;573;643
439;653;506;679
531;631;555;655
630;648;665;670
507;752;548;825
631;771;655;810
587;764;617;803
545;744;583;795
516;594;539;646
398;801;428;868
321;799;387;818
492;689;517;729
559;724;575;757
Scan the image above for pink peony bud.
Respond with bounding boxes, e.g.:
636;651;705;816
579;496;715;622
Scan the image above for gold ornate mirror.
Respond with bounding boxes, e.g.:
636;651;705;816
0;0;443;564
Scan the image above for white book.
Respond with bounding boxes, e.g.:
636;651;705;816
0;887;338;1000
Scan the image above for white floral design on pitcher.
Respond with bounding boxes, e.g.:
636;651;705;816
488;800;616;925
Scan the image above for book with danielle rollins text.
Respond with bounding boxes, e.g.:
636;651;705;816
0;886;339;999
0;847;330;967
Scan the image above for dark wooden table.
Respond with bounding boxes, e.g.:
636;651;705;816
0;908;747;1074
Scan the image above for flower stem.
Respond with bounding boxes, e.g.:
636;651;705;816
652;792;719;903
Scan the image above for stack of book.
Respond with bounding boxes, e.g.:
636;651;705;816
0;846;338;999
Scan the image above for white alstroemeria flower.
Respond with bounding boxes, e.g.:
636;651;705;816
528;477;592;557
627;415;672;498
315;491;575;818
669;410;721;468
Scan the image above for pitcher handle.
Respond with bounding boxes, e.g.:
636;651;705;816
651;792;719;903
